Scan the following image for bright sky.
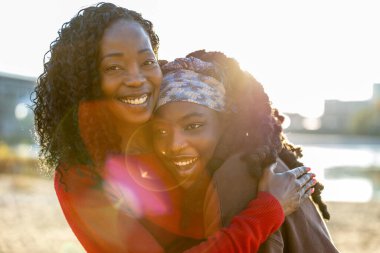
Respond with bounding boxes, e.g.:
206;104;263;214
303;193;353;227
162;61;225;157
1;0;379;117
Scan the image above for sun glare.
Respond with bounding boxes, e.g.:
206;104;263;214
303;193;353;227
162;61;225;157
15;103;28;120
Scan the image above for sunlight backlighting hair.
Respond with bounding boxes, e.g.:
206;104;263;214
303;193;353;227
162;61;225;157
32;2;160;176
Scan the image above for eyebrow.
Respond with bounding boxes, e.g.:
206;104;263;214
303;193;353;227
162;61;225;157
153;112;206;125
100;48;153;61
180;112;205;122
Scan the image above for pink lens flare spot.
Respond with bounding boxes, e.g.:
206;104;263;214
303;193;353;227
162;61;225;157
103;155;174;217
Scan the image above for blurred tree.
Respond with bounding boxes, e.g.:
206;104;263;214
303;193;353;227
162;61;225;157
350;105;380;136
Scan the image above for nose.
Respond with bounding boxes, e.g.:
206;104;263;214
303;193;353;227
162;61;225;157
168;129;187;154
122;64;146;87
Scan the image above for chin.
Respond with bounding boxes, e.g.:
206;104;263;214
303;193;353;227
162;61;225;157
112;104;153;125
125;112;152;126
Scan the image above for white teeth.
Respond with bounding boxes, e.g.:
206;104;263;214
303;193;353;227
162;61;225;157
120;94;148;105
174;158;197;167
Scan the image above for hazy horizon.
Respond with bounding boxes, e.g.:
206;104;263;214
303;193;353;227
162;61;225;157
1;0;379;117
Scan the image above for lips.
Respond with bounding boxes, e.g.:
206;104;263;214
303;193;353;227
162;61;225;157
117;93;149;105
165;156;199;177
173;157;198;167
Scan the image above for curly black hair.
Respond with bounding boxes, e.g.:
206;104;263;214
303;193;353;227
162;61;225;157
185;49;330;220
32;2;159;176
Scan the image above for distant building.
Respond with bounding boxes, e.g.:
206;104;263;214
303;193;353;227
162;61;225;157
320;100;371;134
283;113;305;131
285;83;380;134
0;72;36;144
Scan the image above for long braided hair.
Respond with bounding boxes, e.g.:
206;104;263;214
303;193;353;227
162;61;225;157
187;50;330;220
32;2;160;178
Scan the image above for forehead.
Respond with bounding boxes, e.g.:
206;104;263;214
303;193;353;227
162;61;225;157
100;19;152;53
154;101;219;122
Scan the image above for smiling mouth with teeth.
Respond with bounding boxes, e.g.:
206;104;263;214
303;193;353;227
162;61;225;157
118;94;148;105
173;157;198;168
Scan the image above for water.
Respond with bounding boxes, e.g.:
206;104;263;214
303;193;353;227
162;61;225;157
286;133;380;202
9;134;380;202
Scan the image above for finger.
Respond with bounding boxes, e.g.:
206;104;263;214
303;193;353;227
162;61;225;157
301;187;315;201
289;166;310;178
297;173;315;188
303;177;317;191
299;178;317;196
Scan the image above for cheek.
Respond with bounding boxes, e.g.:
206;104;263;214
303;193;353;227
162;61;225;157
153;69;163;86
149;69;162;92
153;138;166;155
198;137;219;161
204;140;218;158
200;127;222;160
100;77;116;97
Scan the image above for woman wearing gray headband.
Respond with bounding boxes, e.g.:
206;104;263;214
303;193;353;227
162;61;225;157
153;50;338;253
144;54;336;252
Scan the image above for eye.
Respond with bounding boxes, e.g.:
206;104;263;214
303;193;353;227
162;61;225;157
154;128;168;136
143;59;158;66
185;123;203;131
105;65;122;72
158;129;167;135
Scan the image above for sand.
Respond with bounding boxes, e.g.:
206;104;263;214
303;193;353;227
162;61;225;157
0;174;84;253
325;201;380;253
1;173;379;253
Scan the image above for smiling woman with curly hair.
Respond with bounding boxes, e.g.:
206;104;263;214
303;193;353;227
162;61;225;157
33;2;160;177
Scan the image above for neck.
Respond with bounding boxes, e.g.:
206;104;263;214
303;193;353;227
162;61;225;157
115;123;137;148
115;123;151;154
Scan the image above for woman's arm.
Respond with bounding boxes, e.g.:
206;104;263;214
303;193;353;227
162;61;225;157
54;159;313;253
184;191;284;253
186;162;314;253
56;176;282;253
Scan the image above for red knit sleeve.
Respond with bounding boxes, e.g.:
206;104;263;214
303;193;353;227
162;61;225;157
184;191;284;253
54;172;102;252
54;169;164;253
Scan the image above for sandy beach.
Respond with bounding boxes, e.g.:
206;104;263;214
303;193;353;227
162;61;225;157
1;173;379;253
0;174;84;253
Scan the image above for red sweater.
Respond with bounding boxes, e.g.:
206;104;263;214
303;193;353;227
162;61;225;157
55;156;284;253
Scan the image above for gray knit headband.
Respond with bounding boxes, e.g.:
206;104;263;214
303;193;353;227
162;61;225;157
156;57;225;111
